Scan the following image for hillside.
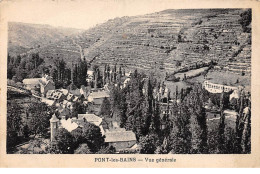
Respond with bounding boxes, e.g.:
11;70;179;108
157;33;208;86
76;9;251;76
8;22;84;57
8;9;251;77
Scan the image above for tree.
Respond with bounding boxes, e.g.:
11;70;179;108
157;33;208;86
239;9;252;32
74;143;92;154
139;133;159;154
22;124;30;139
14;55;22;67
55;128;75;154
218;91;225;153
142;77;154;134
125;70;146;138
110;86;127;126
7;100;23;153
234;91;245;153
31;53;43;69
96;146;116;154
19;59;27;69
71;102;85;117
27;102;53;137
169;103;191;154
25;62;34;71
7;64;15;79
241;98;251;154
15;68;28;82
73;59;88;88
81;122;105;153
99;97;111;117
28;69;41;78
77;58;88;87
187;84;208;154
150;99;161;135
52;58;70;88
71;127;84;148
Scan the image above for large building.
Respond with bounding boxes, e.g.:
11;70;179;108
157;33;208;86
104;129;137;152
88;91;110;104
203;80;240;99
23;75;55;96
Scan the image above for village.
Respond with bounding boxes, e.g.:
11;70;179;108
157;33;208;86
6;9;251;155
5;59;249;154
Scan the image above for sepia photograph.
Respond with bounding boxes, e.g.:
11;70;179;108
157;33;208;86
0;0;259;168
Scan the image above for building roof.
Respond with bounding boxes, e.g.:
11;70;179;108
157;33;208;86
243;107;249;115
123;78;131;88
78;113;102;126
67;93;74;101
22;78;41;85
88;91;110;99
70;89;82;97
50;114;59;122
52;91;63;100
62;100;69;106
87;70;94;76
40;79;54;88
66;102;73;109
46;90;55;98
104;131;136;143
60;118;78;132
224;110;238;116
42;98;55;106
73;96;79;102
60;89;69;96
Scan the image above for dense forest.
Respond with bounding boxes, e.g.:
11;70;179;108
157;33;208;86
105;70;251;154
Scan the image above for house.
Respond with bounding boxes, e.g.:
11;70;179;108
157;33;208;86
88;91;110;105
40;80;55;97
123;78;131;88
46;90;55;99
125;71;132;77
87;70;94;78
203;80;239;99
80;85;89;98
62;100;69;108
230;90;240;100
60;118;79;132
223;109;238;119
66;101;74;111
67;93;74;101
73;96;79;102
23;75;55;96
70;89;82;98
104;130;137;151
86;70;94;83
22;78;41;90
77;112;105;134
52;91;65;102
60;89;69;96
77;112;103;127
87;91;110;115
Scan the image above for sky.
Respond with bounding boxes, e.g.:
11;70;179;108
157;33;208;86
3;0;177;30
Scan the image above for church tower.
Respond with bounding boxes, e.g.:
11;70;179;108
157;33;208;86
50;114;59;142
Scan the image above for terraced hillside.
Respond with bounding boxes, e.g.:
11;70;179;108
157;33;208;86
77;9;251;76
8;9;251;76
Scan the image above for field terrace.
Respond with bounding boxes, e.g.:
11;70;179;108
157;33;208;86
72;9;250;79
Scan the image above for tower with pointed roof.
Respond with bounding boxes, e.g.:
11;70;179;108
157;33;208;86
50;114;59;142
